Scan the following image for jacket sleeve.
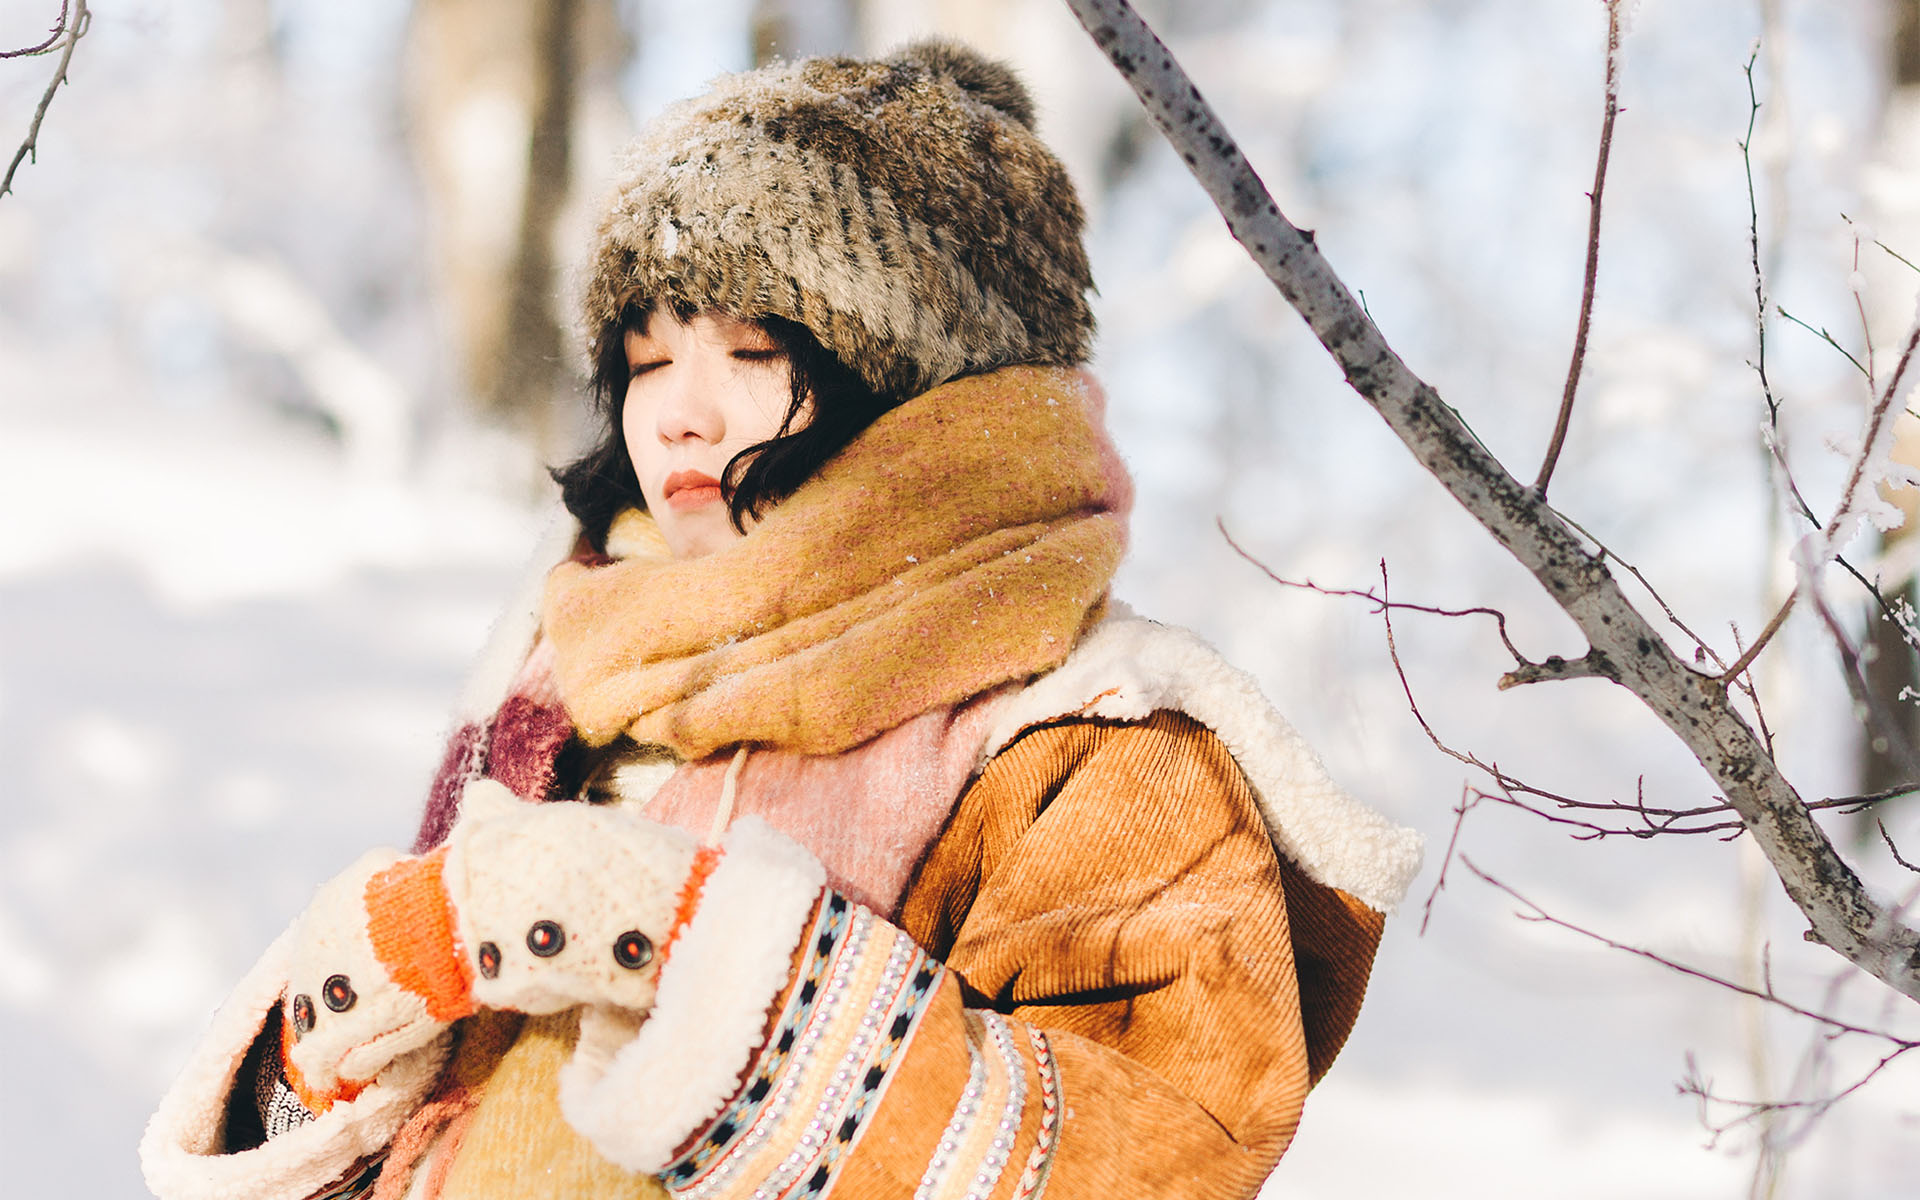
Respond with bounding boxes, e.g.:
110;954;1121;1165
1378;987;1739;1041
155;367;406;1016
556;709;1387;1199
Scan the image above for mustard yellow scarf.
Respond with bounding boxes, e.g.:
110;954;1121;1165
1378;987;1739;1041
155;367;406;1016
542;366;1131;759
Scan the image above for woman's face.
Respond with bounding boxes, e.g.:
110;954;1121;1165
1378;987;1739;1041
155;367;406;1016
621;307;802;559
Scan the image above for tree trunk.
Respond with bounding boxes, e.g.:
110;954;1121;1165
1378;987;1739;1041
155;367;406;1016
404;0;632;464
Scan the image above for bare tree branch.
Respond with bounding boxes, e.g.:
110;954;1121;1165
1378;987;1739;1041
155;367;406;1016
1229;534;1893;841
2;0;89;199
1062;0;1920;1000
1419;784;1480;936
1497;653;1614;690
2;0;69;58
1534;0;1623;498
1219;521;1529;663
1463;857;1919;1043
1742;47;1782;423
1775;304;1870;378
1883;821;1920;875
1681;1045;1916;1145
1716;587;1797;686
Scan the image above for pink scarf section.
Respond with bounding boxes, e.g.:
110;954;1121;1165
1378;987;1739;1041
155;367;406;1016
635;687;1012;914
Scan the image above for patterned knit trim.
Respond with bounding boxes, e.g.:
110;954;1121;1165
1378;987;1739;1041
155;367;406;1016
913;1013;1026;1200
658;894;941;1199
1009;1029;1060;1200
899;1016;1060;1200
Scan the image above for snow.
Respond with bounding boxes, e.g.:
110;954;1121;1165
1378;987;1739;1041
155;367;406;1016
4;0;1920;1196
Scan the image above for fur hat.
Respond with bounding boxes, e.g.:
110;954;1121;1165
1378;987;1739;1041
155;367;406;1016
581;39;1094;399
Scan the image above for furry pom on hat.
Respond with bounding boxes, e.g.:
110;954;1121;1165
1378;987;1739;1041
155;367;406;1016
581;39;1094;399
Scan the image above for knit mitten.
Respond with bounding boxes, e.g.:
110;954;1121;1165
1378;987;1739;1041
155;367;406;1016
281;846;476;1111
139;878;462;1200
439;779;712;1017
438;780;831;1174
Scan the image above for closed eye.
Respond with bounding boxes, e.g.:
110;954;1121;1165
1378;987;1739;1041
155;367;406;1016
628;359;669;379
731;347;782;362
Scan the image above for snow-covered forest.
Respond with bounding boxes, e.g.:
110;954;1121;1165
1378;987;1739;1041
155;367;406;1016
3;0;1918;1195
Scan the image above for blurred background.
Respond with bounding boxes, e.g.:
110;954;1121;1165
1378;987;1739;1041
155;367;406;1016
4;0;1920;1195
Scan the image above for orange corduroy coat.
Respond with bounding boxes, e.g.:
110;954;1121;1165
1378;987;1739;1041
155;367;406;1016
406;705;1395;1200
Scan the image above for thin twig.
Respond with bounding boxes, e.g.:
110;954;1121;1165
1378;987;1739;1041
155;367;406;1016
1870;236;1920;278
1555;509;1729;669
1853;232;1877;397
1723;619;1778;758
1472;785;1898;843
1535;0;1623;498
1220;521;1527;661
1803;579;1920;814
1881;821;1920;875
1419;784;1480;936
1681;1045;1916;1141
1775;305;1870;379
1;0;89;199
1717;587;1797;685
1;0;68;58
1816;319;1920;561
1462;856;1920;1043
1742;46;1780;423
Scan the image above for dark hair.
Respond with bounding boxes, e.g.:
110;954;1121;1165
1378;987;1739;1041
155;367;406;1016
553;306;901;551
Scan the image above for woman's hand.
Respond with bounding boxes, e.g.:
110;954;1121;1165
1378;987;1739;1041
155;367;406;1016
440;780;709;1018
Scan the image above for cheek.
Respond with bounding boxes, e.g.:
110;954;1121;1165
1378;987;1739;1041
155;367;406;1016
619;384;645;457
731;363;796;444
620;392;664;501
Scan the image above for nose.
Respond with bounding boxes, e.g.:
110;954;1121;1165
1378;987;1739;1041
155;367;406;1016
652;359;727;446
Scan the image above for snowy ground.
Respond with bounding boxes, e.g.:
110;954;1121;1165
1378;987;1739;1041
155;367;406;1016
5;1;1920;1197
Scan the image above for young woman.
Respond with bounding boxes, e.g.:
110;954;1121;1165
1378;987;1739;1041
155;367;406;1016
142;39;1420;1200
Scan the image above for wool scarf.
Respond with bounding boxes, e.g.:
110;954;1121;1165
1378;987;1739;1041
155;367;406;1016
541;365;1131;760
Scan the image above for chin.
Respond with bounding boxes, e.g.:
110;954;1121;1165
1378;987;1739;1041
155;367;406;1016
662;516;740;560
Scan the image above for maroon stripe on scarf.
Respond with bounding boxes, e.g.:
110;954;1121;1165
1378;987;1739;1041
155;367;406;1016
411;698;577;852
413;722;485;853
484;696;575;803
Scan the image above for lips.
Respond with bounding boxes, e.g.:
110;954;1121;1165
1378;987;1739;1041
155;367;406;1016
662;469;724;512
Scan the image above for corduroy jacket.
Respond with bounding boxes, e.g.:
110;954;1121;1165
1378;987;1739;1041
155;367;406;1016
141;614;1421;1200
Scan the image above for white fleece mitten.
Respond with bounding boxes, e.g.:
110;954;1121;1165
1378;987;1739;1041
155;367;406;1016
440;779;710;1016
281;845;475;1110
440;781;834;1173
